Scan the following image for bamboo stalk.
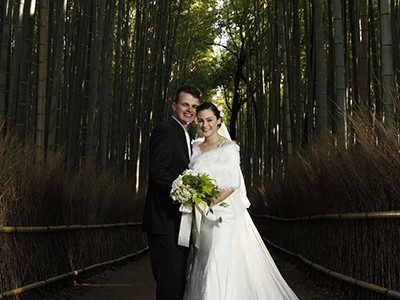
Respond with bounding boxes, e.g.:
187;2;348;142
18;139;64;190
251;210;400;221
263;236;400;299
0;222;142;233
0;248;149;299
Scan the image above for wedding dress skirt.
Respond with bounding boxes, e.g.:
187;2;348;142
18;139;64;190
185;142;298;300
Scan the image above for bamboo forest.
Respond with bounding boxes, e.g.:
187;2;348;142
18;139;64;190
1;0;400;299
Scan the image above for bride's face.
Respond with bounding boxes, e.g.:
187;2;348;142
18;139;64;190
196;109;221;137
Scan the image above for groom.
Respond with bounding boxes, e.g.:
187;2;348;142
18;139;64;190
142;85;201;300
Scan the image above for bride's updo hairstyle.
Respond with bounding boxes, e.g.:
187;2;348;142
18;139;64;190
196;102;222;120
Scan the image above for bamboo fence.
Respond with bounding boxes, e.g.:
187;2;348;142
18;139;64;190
2;212;399;299
252;211;400;221
252;210;400;300
0;221;145;299
263;237;400;299
0;247;148;299
0;222;142;233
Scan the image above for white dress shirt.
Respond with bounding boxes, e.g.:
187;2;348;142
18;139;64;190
172;116;191;159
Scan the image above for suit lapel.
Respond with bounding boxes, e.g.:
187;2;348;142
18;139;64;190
169;117;190;160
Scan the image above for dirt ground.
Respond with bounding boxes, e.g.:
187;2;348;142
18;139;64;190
44;249;351;300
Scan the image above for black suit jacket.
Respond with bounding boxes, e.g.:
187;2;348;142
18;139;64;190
142;117;190;236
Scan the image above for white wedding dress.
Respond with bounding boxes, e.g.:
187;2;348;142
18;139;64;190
185;141;299;300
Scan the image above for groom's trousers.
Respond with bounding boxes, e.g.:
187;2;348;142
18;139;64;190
148;233;190;300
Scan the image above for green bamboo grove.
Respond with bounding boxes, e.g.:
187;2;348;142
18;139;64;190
1;0;399;187
1;2;400;299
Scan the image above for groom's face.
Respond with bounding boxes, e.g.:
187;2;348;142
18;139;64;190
172;92;200;127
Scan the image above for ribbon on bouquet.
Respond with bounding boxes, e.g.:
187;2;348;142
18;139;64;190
177;202;220;248
177;204;194;248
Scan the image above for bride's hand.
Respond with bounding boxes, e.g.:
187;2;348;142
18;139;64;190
211;189;234;206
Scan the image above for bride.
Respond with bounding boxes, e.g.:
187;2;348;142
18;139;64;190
184;102;299;300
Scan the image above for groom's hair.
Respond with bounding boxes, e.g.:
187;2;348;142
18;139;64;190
175;85;202;103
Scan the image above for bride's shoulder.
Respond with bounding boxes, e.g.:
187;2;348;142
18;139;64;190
218;140;240;157
218;137;230;145
220;139;239;149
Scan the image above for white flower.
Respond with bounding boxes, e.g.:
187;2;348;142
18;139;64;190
172;176;183;188
217;106;225;118
170;169;220;207
170;169;226;222
184;169;197;176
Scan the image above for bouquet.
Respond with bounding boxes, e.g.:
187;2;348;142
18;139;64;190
172;170;223;247
170;169;220;209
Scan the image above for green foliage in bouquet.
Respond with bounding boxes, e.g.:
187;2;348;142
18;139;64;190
170;170;220;207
